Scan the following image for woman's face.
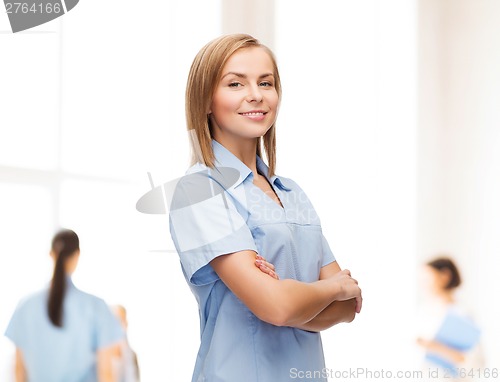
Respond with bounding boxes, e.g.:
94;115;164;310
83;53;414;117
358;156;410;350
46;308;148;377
209;47;279;141
423;265;450;294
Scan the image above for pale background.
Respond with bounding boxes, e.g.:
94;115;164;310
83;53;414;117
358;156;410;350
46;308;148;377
1;0;499;380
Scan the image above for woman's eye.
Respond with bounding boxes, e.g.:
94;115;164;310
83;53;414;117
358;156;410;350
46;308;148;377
260;81;273;87
228;82;242;88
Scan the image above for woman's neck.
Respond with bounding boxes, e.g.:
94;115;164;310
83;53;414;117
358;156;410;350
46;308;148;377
435;289;455;305
213;133;259;174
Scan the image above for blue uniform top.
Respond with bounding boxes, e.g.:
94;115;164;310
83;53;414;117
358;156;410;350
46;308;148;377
169;140;336;382
5;278;124;382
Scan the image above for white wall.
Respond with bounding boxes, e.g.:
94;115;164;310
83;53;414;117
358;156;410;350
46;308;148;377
418;0;500;366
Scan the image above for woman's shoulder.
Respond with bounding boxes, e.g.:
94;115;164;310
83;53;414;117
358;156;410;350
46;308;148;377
274;174;313;202
447;302;478;322
12;288;47;312
271;172;308;191
71;286;107;306
185;161;208;175
66;288;119;323
170;163;241;210
275;174;299;189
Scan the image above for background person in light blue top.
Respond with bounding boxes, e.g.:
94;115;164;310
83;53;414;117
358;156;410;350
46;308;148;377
168;34;363;382
417;257;484;381
5;229;124;382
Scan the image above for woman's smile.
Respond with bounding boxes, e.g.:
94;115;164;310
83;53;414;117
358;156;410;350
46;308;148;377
239;110;268;121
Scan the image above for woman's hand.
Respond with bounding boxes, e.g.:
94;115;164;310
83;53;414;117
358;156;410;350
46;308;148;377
254;254;279;280
416;337;429;348
328;269;362;313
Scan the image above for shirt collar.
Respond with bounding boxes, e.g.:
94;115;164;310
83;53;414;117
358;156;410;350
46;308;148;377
212;140;291;191
66;275;75;289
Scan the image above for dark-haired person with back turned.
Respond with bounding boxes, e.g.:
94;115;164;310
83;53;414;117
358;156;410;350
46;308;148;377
4;229;124;382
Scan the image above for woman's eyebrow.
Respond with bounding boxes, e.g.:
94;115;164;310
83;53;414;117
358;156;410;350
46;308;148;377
221;72;274;80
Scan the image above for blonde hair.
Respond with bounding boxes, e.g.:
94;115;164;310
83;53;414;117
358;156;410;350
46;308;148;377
185;34;281;176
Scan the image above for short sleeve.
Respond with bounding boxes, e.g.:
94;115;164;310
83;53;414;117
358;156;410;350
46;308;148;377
92;299;124;350
320;232;336;267
4;300;29;350
169;171;258;286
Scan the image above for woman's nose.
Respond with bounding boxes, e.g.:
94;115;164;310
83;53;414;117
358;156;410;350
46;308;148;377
246;85;263;103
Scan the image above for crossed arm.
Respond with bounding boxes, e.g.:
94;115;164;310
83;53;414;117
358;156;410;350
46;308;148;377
296;261;359;332
210;250;362;330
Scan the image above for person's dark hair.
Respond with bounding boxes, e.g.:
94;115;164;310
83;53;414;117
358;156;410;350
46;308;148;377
48;229;79;327
427;257;461;290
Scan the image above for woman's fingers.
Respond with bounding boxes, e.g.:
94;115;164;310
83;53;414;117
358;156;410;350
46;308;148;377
255;255;279;280
355;291;363;313
256;261;279;280
332;269;362;312
256;255;275;271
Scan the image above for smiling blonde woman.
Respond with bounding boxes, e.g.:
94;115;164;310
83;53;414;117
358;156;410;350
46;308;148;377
169;34;363;382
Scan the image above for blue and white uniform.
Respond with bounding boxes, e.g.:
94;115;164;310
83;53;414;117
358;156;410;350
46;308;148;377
169;140;336;382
